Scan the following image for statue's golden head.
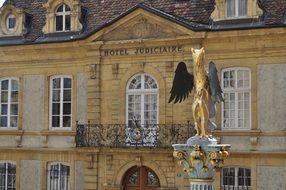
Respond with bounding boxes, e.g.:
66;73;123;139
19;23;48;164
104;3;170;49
191;47;205;66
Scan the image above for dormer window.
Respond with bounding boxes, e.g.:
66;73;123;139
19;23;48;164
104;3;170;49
6;14;16;30
0;4;26;37
56;4;71;32
43;0;82;34
226;0;247;18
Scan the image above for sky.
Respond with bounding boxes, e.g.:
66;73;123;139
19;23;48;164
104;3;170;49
0;0;4;7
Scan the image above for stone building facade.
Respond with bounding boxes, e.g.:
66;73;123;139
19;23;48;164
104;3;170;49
0;0;285;190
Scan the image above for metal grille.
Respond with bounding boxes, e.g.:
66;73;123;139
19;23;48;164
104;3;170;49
76;122;195;148
0;162;16;190
222;167;251;190
48;163;70;190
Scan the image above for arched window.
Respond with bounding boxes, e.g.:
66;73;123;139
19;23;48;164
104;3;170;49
47;162;70;190
49;76;72;129
0;161;16;190
55;4;71;32
122;166;160;190
221;68;251;130
221;167;251;189
126;74;158;126
6;14;16;30
0;78;19;128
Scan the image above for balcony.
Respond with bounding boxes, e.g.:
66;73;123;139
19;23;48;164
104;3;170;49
76;122;196;148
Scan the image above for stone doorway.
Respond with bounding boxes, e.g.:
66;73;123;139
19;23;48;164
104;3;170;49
122;166;160;190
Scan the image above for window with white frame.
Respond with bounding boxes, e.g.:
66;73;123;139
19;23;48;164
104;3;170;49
0;79;18;128
6;14;16;30
47;163;70;190
222;68;251;129
221;167;251;190
50;76;72;129
226;0;247;18
0;162;16;190
126;74;158;126
55;4;71;32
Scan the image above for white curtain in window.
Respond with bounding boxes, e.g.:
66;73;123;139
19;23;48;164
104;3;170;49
226;0;235;17
238;0;247;16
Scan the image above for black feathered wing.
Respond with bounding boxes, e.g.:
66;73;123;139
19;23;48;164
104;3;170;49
168;62;194;104
208;61;224;103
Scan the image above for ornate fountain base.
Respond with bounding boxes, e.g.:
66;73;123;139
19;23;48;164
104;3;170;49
173;135;230;190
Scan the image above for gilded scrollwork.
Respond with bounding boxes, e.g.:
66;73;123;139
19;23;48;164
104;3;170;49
173;144;230;178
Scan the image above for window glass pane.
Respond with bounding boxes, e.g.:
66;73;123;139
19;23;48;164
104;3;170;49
223;80;229;88
1;104;7;115
1;80;8;90
230;71;235;79
63;116;71;127
10;80;18;91
128;76;141;89
65;15;71;31
147;170;159;185
52;90;61;102
57;5;63;12
7;163;16;190
245;169;251;186
128;171;138;185
52;103;60;115
63;103;71;114
244;92;249;100
1;92;8;103
64;78;71;88
52;116;60;127
65;5;71;12
63;90;71;101
10;104;18;115
8;17;16;29
11;91;18;103
227;0;235;17
229;93;235;101
0;116;7;127
238;0;247;16
10;116;18;127
144;75;157;89
53;78;61;89
60;165;70;189
56;16;63;31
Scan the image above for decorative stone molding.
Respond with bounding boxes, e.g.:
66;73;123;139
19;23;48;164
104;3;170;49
0;4;26;36
89;64;98;79
250;136;258;151
87;154;95;169
112;63;119;79
41;135;48;148
101;16;184;41
42;0;82;33
166;61;174;73
15;135;23;147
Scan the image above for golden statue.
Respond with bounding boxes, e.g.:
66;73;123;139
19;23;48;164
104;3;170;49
169;48;223;138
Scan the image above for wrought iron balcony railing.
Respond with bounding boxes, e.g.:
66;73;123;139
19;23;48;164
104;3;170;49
76;123;196;148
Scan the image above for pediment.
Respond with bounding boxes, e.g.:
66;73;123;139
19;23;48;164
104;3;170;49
90;8;195;42
101;16;188;41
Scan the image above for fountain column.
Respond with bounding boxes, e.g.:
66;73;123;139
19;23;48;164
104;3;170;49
173;136;230;190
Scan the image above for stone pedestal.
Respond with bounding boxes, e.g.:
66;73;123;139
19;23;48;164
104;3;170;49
173;136;230;190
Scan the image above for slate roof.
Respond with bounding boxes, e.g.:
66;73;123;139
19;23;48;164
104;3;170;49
0;0;285;46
